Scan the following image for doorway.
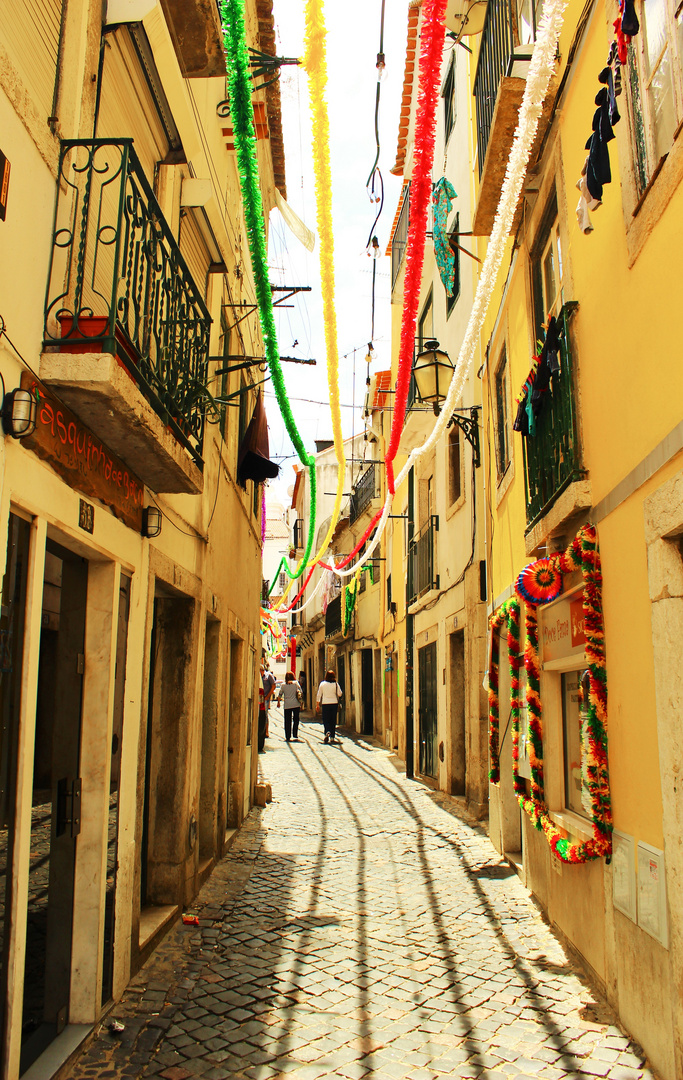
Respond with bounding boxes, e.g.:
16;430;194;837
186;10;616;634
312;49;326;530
199;618;220;863
361;649;373;735
20;539;88;1073
336;656;345;727
418;641;437;779
449;630;466;796
101;574;130;1006
0;515;32;1064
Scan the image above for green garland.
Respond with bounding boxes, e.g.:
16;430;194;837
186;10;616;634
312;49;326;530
221;0;316;586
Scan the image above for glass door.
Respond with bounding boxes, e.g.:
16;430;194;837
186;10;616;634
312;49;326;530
20;540;87;1074
418;642;438;778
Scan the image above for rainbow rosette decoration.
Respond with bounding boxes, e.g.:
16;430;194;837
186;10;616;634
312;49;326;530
516;558;562;606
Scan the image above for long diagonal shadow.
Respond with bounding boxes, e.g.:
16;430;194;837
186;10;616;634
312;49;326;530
340;738;594;1074
304;741;496;1079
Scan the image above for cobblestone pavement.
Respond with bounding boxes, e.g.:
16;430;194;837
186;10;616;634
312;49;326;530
65;714;656;1080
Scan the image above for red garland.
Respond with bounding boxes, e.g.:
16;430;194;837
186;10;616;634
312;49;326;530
385;0;449;495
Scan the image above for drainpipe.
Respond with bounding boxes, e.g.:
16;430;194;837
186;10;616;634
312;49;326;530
405;467;415;779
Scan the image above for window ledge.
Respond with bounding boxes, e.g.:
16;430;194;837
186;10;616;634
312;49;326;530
548;808;595;844
621;118;683;267
495;459;514;507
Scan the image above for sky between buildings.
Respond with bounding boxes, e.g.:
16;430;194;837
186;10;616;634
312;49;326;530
263;0;408;505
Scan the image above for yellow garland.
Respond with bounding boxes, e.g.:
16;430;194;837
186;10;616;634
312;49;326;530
303;0;346;568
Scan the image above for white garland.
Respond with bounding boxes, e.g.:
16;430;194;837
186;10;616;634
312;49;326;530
310;0;568;580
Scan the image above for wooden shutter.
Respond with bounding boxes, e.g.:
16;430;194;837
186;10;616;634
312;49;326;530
0;0;64;121
179;210;211;301
96;28;170;183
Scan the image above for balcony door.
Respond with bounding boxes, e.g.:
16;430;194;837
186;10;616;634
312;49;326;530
418;642;438;779
20;541;87;1073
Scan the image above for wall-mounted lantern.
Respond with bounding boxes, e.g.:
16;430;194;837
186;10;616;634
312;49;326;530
141;506;162;538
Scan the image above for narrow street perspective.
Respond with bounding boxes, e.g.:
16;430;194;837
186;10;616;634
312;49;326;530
65;718;653;1080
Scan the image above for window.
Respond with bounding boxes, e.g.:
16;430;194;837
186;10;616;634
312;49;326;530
278;570;287;593
531;197;564;341
442;54;457;143
448;425;461;505
238;376;249;468
253;481;260;518
446;213;461;317
562;669;591;819
418;292;434;350
494;350;510;478
217;314;231;439
517;0;544;45
626;0;683;194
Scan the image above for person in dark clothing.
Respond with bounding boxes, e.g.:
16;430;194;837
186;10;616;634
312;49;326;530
316;669;343;744
298;669;308;708
277;672;303;742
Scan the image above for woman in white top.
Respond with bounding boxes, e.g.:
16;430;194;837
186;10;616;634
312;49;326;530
276;671;303;742
316;669;343;744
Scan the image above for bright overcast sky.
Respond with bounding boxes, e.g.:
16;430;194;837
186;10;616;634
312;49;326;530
264;0;408;503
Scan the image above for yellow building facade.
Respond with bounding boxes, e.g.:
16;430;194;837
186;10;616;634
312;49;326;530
0;1;283;1075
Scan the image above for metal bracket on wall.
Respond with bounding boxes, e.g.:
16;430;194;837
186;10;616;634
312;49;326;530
448;406;482;468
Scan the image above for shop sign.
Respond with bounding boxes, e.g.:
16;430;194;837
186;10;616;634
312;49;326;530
20;374;144;531
540;588;586;666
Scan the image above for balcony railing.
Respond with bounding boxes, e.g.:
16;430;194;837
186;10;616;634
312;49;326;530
408;515;439;604
350;464;377;524
43;140;212;467
473;0;516;175
391;184;410;290
325;593;342;638
293;518;304;550
523;303;583;528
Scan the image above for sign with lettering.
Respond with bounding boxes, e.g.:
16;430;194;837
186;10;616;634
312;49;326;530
20;374;144;531
540;588;586;666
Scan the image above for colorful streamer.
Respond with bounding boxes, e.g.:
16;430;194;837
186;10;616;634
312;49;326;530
221;0;317;583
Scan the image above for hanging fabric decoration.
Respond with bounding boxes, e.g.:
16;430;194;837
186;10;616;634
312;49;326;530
432;176;458;295
488;525;611;864
385;0;449;496
220;0;317;580
302;0;347;568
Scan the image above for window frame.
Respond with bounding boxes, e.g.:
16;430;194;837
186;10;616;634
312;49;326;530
442;52;457;144
446;212;461;318
493;348;511;482
418;291;434;350
625;0;683;195
447;424;462;508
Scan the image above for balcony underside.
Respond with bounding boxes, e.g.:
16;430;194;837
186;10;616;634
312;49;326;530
472;73;557;236
524;478;592;557
159;0;226;78
398;407;435;456
39;351;203;495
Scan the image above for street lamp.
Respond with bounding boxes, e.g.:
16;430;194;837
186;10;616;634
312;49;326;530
413;339;454;415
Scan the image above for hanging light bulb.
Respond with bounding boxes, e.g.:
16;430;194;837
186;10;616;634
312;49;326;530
376;51;387;83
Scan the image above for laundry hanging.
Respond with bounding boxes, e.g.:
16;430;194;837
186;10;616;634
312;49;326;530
432;176;458;295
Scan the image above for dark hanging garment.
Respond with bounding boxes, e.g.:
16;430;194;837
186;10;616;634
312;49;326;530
236;389;280;488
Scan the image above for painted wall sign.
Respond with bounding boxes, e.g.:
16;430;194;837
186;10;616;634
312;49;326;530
540;588;586;666
20;374;144;531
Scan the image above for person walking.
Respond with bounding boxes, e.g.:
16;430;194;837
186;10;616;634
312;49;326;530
260;661;275;739
276;672;304;742
316;669;343;744
298;669;307;708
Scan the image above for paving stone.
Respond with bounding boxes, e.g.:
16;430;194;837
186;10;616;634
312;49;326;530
61;730;650;1080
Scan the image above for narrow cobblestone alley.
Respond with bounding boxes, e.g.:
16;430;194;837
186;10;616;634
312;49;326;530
66;717;655;1080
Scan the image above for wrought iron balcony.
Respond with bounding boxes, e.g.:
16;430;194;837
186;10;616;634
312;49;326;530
325;593;343;638
43;140;212;472
473;0;516;176
391;184;410;290
350;464;377;524
523;303;583;528
293;518;304;550
408;515;439;604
